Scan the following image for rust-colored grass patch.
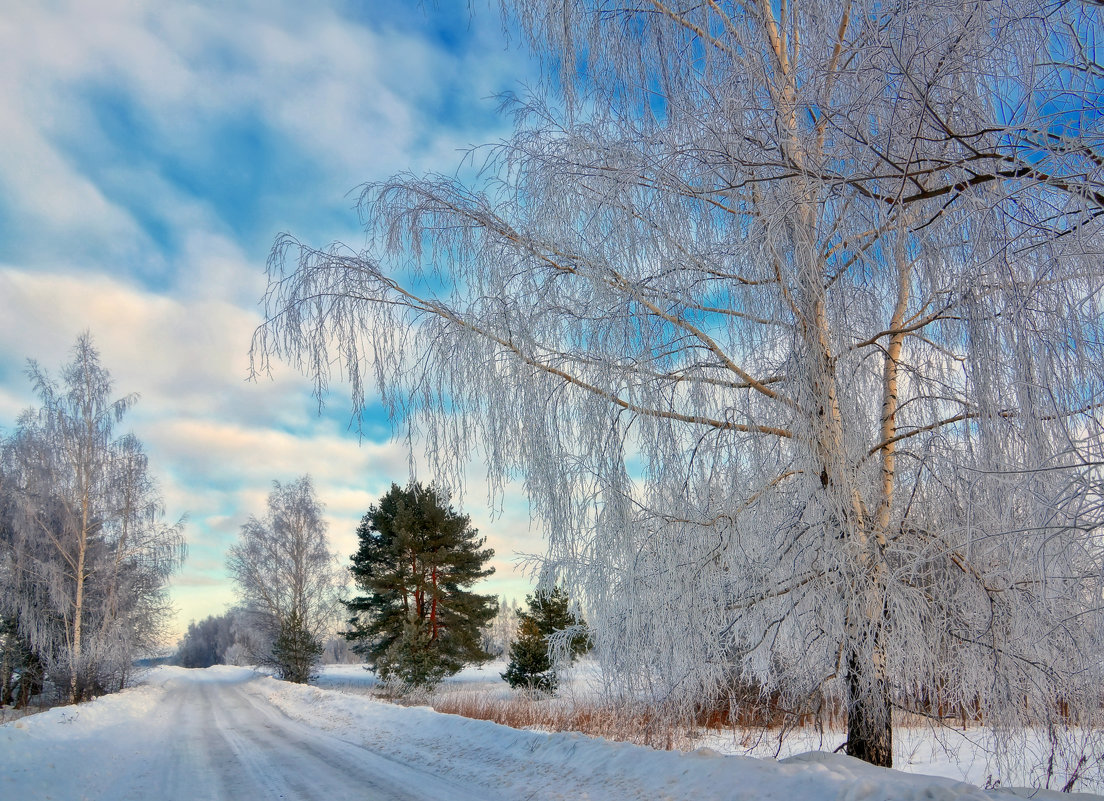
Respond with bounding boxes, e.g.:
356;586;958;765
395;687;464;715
419;691;699;750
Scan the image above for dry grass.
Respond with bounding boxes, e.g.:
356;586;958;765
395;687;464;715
415;691;1006;754
422;691;700;750
379;683;834;751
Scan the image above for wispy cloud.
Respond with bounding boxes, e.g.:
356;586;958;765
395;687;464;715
0;0;540;639
0;0;523;279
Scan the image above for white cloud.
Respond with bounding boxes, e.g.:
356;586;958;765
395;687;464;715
0;4;159;268
0;266;270;416
0;0;522;276
0;1;542;642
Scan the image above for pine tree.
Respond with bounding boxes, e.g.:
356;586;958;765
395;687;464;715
344;482;496;688
502;587;588;694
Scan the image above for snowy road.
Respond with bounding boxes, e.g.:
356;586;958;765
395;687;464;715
1;666;1098;800
0;669;495;801
108;674;496;800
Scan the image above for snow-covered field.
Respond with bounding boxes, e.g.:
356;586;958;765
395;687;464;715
315;659;520;696
1;665;1098;800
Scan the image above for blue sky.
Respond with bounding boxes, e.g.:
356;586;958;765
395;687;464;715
0;0;542;641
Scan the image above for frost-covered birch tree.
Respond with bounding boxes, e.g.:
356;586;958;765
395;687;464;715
482;596;520;658
0;334;186;702
253;0;1104;775
227;475;345;682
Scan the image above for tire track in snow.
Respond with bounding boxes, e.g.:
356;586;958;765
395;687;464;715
62;672;504;801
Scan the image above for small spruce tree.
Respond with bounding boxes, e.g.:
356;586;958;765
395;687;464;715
502;587;588;694
376;613;452;688
271;609;323;684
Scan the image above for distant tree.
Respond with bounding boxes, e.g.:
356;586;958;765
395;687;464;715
227;476;344;683
0;334;186;702
174;611;256;669
481;596;520;658
321;634;359;665
502;587;588;694
345;482;496;688
176;616;223;669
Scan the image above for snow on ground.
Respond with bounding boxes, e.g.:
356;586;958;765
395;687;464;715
317;660;1103;794
276;669;1104;800
316;657;602;703
316;659;516;693
695;721;1103;793
2;665;1096;800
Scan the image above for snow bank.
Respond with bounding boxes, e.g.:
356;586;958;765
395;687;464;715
316;661;1101;794
262;673;1100;800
